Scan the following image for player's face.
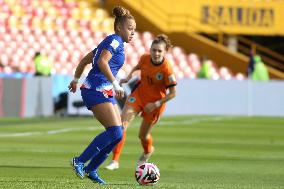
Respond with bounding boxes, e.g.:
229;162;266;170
150;42;167;64
119;19;136;43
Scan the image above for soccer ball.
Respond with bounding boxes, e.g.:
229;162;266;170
135;163;160;185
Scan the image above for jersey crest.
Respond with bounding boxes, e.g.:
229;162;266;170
156;72;163;80
128;97;136;103
110;39;119;50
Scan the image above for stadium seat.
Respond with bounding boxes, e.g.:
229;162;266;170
183;66;192;78
190;59;201;73
235;73;245;80
178;60;188;70
101;18;114;32
94;8;108;22
12;5;24;17
0;0;240;79
0;54;9;67
3;66;13;74
19;16;32;28
211;72;220;80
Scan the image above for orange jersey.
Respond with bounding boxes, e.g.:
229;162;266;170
134;54;177;102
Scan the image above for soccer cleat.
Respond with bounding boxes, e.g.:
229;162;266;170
71;157;85;179
105;160;119;170
86;170;106;185
137;146;155;165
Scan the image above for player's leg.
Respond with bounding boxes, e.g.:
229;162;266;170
72;100;123;183
137;105;165;165
112;103;130;163
75;102;122;162
105;104;139;170
83;102;123;184
137;119;155;165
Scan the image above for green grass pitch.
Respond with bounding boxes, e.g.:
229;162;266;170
0;115;284;189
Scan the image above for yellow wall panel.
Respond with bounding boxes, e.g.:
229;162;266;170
124;0;284;35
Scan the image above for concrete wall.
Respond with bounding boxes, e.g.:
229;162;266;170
164;79;284;116
67;78;284;117
0;77;53;117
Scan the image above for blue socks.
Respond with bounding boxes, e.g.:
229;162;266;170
84;140;118;172
77;126;123;170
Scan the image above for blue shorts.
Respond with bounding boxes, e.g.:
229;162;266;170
81;88;116;110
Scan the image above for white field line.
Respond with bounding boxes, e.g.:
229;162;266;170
0;127;101;138
158;116;234;126
0;116;234;138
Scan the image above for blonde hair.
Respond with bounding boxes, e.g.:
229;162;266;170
152;34;172;51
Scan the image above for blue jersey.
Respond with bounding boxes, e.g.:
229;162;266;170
81;34;125;93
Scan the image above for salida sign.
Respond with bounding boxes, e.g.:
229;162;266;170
201;6;274;27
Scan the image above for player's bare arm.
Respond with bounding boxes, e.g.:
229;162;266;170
68;52;93;93
120;64;141;84
97;49;115;82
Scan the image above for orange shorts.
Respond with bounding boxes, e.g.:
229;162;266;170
125;90;166;124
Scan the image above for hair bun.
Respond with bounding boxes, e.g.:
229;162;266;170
112;6;129;17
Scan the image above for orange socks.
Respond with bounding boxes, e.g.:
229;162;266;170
112;132;154;161
141;135;153;154
112;130;126;161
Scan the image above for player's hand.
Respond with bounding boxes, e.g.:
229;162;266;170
68;80;78;93
113;80;124;99
115;87;124;99
144;103;156;113
144;100;162;113
119;78;130;85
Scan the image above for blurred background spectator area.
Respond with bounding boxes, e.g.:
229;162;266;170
0;0;266;81
1;0;284;118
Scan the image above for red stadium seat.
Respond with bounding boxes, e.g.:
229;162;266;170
0;0;242;79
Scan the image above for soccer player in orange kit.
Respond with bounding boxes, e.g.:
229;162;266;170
105;34;177;170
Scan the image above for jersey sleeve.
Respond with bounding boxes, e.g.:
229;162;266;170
92;48;97;56
164;61;177;88
137;54;147;68
101;36;120;55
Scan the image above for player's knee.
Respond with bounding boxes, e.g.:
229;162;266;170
107;126;123;142
138;133;147;141
122;121;129;129
116;126;123;141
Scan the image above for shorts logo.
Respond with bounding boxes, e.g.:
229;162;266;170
96;84;113;98
156;72;163;80
128;97;136;103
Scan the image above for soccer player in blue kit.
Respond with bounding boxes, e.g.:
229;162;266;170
68;6;136;184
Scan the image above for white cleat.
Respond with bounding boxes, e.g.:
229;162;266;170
137;146;155;165
104;160;119;170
